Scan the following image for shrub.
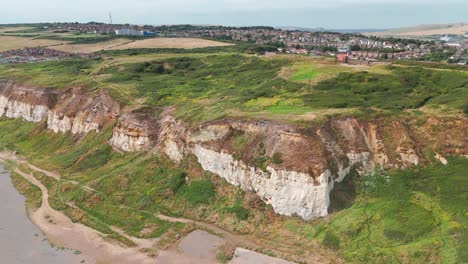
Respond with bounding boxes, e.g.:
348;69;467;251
322;231;340;250
182;180;215;204
166;171;186;193
253;156;269;171
232;131;249;152
224;200;250;220
271;152;283;164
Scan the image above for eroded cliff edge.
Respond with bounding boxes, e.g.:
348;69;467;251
1;80;466;220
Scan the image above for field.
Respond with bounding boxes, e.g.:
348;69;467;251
281;59;390;84
0;36;68;52
0;35;234;54
0;26;35;33
52;38;134;53
108;38;233;50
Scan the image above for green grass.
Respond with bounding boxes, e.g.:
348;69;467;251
181;179;215;205
0;109;466;263
0;53;468;123
290;65;320;81
284;158;467;263
10;172;42;208
0;118;253;238
0;54;466;124
224;200;250;220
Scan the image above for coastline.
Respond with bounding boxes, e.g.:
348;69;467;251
0;151;162;264
0;151;302;264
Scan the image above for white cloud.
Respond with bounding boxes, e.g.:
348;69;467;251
0;0;466;27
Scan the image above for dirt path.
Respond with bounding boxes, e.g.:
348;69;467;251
155;213;260;249
0;152;262;256
0;155;160;264
0;151;329;263
0;151;261;250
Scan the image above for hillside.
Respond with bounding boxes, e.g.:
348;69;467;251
0;46;466;263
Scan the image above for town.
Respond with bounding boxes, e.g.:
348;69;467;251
0;22;466;65
48;22;467;64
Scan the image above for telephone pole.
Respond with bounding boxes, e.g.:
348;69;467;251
109;12;113;24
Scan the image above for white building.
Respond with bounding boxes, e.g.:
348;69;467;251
440;35;452;42
115;29;144;36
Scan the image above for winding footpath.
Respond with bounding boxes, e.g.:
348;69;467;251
0;152;159;264
0;151;329;264
0;152;261;249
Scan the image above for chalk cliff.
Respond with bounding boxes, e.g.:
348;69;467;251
47;88;119;134
0;80;54;122
109;107;159;152
1;79;466;220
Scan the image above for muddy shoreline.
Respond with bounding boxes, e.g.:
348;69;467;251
0;165;85;264
0;151;300;264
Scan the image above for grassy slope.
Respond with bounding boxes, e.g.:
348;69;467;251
0;117;466;263
284;160;467;263
0;54;466;124
0;118;252;237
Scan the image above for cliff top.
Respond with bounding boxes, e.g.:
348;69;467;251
0;52;466;126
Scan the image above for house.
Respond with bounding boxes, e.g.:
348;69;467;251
337;47;349;63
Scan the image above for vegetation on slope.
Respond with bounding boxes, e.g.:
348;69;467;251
0;118;255;238
0;48;466;262
0;54;466;124
0;117;466;263
285;160;467;263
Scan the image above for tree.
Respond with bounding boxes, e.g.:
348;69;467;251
350;44;361;51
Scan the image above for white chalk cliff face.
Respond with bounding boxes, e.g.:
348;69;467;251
109;130;152;152
46;92;119;135
157;114;186;162
0;95;50;122
108;108;159;152
47;111;100;134
187;118;428;220
193;144;370;220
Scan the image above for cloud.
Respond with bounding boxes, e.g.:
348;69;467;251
1;0;466;28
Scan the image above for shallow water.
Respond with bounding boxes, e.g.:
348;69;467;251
0;165;83;264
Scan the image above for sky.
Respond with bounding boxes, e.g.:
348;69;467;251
1;0;467;29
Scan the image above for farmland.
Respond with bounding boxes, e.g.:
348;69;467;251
0;36;68;52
